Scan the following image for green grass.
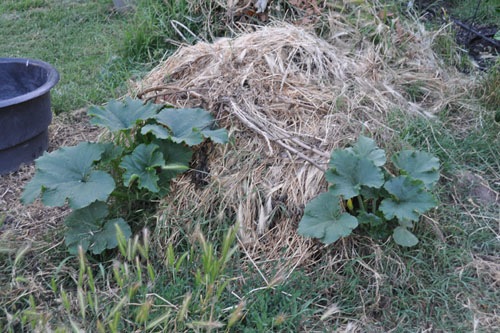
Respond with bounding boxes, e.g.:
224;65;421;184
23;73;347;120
122;0;206;62
378;108;499;330
0;225;329;332
447;0;500;25
0;0;133;113
303;106;499;330
478;59;500;111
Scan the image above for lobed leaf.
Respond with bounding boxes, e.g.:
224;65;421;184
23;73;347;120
64;201;131;255
141;124;171;139
359;185;384;200
326;151;385;199
379;176;437;222
99;142;124;164
88;97;160;132
357;211;383;227
21;142;115;209
397;218;414;228
392;150;440;189
345;135;386;167
154;140;192;196
98;219;131;253
298;190;358;244
155;108;228;146
198;128;229;144
120;143;165;192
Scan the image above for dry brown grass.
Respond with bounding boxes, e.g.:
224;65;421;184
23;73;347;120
134;19;473;271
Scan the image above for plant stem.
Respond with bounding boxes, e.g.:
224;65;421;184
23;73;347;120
111;190;129;200
356;196;366;212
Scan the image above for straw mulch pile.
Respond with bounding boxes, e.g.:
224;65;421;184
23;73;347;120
135;20;471;265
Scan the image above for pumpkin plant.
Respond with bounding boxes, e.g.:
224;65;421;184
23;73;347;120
298;136;440;247
22;98;228;255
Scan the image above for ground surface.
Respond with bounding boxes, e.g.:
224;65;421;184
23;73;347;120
1;1;499;332
0;110;100;239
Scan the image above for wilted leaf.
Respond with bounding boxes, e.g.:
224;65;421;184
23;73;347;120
392;150;440;188
21;142;115;209
379;176;437;221
120;143;165;192
326;151;384;199
345;135;386;167
64;201;131;255
88;97;160;132
155;108;228;146
393;226;419;247
298;191;358;244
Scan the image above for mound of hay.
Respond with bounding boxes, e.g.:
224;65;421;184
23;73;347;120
136;22;468;261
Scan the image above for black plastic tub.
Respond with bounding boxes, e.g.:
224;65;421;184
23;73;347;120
0;58;59;175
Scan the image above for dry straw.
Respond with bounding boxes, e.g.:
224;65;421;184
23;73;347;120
135;18;471;266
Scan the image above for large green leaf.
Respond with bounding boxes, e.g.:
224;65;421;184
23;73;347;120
154;140;193;195
298;191;359;244
392;226;419;247
326;151;385;199
392;150;440;189
141;124;171;139
99;142;124;164
197;128;228;144
155;108;228;146
21;142;115;209
357;211;383;227
345;135;386;167
120;143;165;192
64;201;131;255
379;176;437;222
88;97;160;132
359;185;385;200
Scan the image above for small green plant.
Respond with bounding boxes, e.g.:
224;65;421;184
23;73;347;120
22;98;228;255
298;135;440;247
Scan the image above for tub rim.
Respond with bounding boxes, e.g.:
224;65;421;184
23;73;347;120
0;57;60;108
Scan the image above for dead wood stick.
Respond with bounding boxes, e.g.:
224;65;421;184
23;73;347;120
289;137;330;158
227;99;327;171
274;140;327;172
452;19;500;48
